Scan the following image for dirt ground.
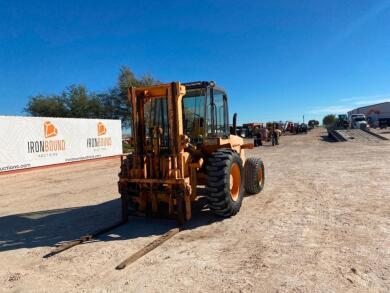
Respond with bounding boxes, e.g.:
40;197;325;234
1;128;389;292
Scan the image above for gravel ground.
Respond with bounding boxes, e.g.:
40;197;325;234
0;127;389;292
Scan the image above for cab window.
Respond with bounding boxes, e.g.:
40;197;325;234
211;89;228;136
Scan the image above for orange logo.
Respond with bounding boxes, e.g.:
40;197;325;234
44;121;58;138
98;122;107;136
367;109;380;116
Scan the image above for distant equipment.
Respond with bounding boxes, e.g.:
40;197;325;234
327;113;387;142
336;114;349;129
350;114;368;130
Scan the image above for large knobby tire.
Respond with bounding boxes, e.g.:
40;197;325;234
244;157;265;194
205;149;245;217
176;194;186;226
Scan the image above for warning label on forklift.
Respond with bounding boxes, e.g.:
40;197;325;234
0;116;122;173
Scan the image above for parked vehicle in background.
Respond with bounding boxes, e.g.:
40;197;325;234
284;121;294;133
379;118;390;129
366;116;390;129
350;114;368;129
296;123;308;134
242;123;263;138
308;120;319;129
367;116;379;128
336;114;349;129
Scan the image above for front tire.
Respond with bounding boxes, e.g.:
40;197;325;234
205;149;245;217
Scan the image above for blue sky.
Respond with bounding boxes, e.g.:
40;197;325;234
1;0;390;123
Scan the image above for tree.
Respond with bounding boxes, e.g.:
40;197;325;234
24;66;159;125
98;88;121;120
25;95;68;117
108;66;159;127
65;85;104;118
25;85;104;119
323;114;336;126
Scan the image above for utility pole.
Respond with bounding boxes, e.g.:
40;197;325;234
303;114;305;124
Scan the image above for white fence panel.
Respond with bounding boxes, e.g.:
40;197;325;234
0;116;122;173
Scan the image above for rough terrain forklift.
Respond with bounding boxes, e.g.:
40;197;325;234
118;81;265;224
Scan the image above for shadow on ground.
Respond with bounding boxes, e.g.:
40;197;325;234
0;197;221;253
319;135;337;143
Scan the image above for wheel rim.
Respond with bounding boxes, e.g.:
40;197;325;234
230;163;241;201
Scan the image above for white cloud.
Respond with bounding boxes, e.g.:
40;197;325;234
338;95;390;106
309;94;390;116
309;106;351;115
354;98;390;106
339;95;382;102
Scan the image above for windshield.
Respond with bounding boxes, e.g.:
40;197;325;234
183;88;206;144
182;86;229;143
354;117;366;122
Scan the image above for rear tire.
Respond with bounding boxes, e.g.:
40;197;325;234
205;149;245;217
244;157;265;194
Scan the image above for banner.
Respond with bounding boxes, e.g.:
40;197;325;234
0;116;122;173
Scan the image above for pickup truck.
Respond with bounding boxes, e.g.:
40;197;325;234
350;114;368;129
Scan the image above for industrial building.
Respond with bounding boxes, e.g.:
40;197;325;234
348;101;390;128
